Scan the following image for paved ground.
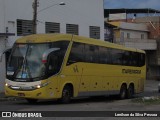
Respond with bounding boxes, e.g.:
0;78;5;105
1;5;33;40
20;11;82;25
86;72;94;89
0;80;160;120
137;79;159;97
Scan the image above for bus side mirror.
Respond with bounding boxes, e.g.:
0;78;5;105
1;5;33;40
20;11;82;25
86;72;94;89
42;48;60;63
1;47;12;62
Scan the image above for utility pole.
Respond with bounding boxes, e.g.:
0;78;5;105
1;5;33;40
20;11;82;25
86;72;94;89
33;0;38;34
32;0;65;34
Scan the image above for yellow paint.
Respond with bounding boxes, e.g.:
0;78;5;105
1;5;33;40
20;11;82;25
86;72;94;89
5;33;146;100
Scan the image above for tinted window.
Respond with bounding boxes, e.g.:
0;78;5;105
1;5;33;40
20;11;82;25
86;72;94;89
68;42;84;65
67;42;145;67
99;47;110;64
110;49;123;65
85;44;99;63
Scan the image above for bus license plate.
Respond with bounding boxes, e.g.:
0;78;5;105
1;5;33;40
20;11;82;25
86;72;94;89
18;93;25;97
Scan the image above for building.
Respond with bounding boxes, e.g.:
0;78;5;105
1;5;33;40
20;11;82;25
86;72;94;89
104;8;160;79
107;21;157;79
0;0;104;92
134;16;160;80
108;22;157;49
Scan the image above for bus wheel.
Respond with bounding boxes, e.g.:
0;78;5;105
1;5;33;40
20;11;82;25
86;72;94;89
127;84;134;99
60;86;72;103
119;84;127;99
26;98;38;104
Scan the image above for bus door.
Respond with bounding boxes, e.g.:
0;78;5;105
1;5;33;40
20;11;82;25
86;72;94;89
84;45;103;94
66;42;90;96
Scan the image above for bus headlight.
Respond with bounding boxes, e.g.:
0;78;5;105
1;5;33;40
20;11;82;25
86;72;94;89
36;85;41;89
5;83;9;87
35;82;49;89
5;83;11;87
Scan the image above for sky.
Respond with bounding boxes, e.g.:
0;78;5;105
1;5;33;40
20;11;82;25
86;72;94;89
104;0;160;10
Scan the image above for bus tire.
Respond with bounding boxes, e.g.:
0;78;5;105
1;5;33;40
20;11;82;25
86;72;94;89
26;98;38;104
119;84;127;99
60;86;72;104
127;84;134;99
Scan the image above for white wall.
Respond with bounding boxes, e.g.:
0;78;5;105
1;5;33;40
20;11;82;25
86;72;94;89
37;0;104;39
0;0;104;92
0;38;6;92
0;0;5;33
1;0;104;45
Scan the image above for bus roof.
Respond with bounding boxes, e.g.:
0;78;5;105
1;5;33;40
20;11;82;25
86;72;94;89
16;33;145;53
72;35;145;53
16;34;72;43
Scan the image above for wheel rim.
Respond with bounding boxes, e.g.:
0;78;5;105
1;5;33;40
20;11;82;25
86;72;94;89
128;85;134;98
63;90;70;99
121;89;126;98
120;85;126;99
61;87;71;103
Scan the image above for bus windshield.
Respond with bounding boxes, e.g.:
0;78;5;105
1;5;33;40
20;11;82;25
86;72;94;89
7;41;69;82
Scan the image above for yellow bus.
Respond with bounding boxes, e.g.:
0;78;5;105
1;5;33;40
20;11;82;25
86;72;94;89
5;34;146;103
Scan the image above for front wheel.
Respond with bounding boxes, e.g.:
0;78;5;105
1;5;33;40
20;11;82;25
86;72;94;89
60;86;72;104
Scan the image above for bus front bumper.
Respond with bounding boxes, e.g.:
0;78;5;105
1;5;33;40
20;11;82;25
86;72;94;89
5;86;56;100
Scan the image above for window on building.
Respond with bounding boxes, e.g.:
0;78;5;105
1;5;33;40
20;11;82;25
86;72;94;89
89;26;100;39
120;32;124;42
45;22;60;33
141;34;144;39
66;24;79;35
127;33;130;39
17;19;33;36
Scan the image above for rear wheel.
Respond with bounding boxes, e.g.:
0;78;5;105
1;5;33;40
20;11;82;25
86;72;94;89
119;84;127;99
127;84;134;99
26;98;38;104
60;86;72;103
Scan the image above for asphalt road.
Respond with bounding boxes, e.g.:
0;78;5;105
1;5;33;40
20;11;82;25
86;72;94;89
0;80;160;120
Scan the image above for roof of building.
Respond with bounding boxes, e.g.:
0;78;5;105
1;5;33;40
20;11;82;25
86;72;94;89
108;22;149;32
105;22;117;28
104;8;160;17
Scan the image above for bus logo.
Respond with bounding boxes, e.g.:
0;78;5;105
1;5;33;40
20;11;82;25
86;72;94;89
122;69;141;74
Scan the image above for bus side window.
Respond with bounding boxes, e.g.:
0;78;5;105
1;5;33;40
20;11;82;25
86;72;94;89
99;46;109;64
85;44;93;63
67;42;84;65
47;52;59;77
89;45;99;63
138;53;145;67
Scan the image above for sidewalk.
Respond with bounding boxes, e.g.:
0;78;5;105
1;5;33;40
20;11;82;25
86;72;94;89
0;92;5;98
0;92;21;101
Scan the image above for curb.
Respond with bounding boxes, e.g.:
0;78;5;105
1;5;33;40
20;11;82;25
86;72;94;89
0;92;24;101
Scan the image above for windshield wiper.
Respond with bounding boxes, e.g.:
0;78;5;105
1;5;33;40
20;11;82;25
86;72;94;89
20;45;29;79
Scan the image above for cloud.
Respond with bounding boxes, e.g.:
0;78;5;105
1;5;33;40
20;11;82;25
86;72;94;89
104;0;160;10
